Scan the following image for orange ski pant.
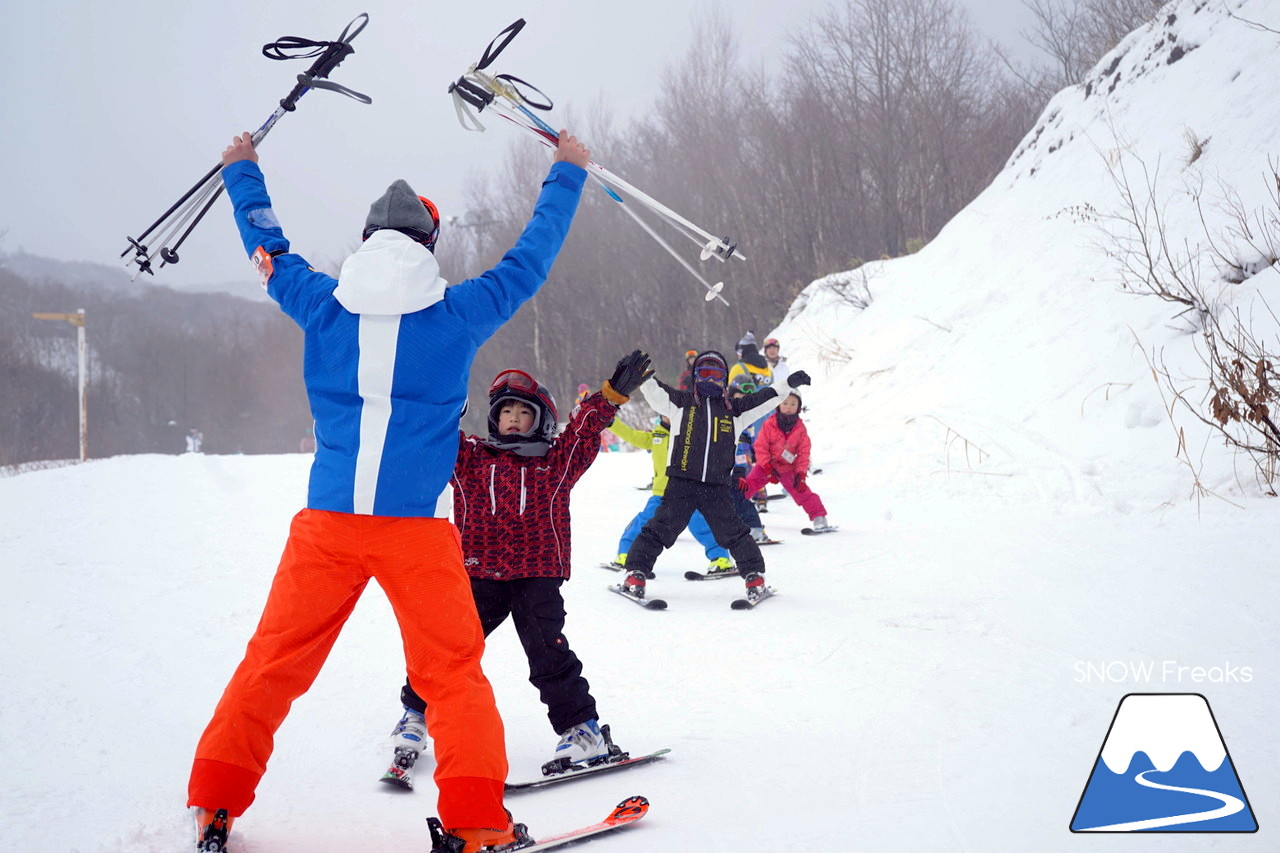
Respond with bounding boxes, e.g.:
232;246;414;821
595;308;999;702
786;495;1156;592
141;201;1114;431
188;508;508;829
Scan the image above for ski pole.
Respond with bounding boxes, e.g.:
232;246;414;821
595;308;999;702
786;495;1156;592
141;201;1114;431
481;105;728;303
447;19;744;303
464;70;745;264
122;13;372;279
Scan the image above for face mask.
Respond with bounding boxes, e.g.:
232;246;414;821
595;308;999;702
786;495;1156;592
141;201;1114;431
696;380;724;399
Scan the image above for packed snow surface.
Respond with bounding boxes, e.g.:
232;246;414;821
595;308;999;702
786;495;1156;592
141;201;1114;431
0;451;1275;851
4;0;1280;849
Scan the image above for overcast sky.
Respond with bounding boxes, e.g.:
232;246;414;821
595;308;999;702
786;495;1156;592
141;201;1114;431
0;0;1039;289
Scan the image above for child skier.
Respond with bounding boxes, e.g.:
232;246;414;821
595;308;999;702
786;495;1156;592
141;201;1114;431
729;330;785;390
608;414;736;576
189;129;591;853
389;351;653;785
763;337;786;371
676;349;697;390
741;391;831;531
620;352;809;601
726;376;772;544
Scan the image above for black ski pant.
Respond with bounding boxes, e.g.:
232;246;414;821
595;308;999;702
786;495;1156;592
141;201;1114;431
730;465;762;529
625;477;765;576
402;576;597;735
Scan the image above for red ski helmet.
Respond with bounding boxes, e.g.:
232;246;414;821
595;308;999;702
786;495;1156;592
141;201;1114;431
488;369;558;441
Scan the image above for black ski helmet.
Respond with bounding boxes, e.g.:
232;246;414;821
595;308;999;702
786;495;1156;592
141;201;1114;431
487;369;558;441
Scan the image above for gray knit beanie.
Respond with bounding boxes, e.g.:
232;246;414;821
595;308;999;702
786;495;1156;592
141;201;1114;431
365;179;436;235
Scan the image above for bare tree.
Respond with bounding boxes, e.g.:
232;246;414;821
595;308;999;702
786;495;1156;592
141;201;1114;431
1100;148;1280;493
1001;0;1165;101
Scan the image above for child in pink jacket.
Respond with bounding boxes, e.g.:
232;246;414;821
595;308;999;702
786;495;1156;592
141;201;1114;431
740;391;831;530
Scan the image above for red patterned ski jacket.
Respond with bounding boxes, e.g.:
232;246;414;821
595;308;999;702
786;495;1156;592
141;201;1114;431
452;392;618;580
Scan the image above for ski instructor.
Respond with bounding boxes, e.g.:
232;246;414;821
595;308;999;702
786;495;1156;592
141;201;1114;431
188;129;591;852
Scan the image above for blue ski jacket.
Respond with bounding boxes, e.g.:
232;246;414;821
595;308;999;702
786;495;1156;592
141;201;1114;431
220;158;587;517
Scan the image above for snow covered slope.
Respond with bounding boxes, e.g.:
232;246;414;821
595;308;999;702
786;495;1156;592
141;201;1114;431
773;0;1280;509
1;452;1276;851
4;2;1279;850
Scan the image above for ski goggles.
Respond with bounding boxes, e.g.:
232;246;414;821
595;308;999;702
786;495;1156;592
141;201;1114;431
490;368;539;396
694;364;727;381
363;223;439;249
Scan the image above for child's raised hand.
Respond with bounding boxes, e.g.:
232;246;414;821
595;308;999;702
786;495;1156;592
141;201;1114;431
786;369;811;388
608;350;654;397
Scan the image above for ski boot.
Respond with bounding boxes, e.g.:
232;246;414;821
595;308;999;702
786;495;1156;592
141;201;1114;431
742;571;766;602
705;556;737;578
541;719;625;775
622;570;647;598
811;515;831;531
383;707;427;789
195;808;233;852
427;812;531;853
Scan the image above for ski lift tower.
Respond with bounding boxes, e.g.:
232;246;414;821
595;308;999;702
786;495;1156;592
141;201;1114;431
32;309;87;462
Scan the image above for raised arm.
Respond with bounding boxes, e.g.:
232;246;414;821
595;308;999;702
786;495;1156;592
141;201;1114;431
444;132;592;345
219;132;332;324
547;350;652;484
608;416;652;450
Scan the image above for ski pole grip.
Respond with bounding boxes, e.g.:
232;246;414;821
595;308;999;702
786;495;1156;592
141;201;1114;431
309;41;355;81
477;19;525;70
448;77;494;111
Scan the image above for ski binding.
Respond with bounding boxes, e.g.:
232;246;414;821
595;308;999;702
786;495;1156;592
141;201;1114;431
609;584;667;610
731;585;777;609
380;746;419;790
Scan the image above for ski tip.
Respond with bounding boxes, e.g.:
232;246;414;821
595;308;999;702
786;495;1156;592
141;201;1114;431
730;598;751;610
607;795;651;824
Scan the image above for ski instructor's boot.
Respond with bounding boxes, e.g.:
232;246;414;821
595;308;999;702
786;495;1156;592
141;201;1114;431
194;808;234;852
427;811;531;853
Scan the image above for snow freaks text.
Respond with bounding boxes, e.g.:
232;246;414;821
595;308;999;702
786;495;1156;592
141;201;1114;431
1074;661;1254;684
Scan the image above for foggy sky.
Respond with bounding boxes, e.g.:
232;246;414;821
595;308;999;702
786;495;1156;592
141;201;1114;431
0;0;1037;290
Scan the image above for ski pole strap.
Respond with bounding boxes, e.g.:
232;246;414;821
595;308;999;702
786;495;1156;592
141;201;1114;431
494;74;552;111
476;19;525;71
263;13;371;110
451;87;487;132
301;74;373;104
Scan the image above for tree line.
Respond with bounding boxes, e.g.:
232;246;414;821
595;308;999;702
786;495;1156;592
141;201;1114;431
0;267;310;465
2;0;1159;465
450;0;1161;406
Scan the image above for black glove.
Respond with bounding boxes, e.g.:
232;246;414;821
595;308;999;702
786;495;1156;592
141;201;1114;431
787;369;811;388
608;350;654;397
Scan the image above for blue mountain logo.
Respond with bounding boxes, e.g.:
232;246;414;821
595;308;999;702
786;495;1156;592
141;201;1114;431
1070;693;1257;832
